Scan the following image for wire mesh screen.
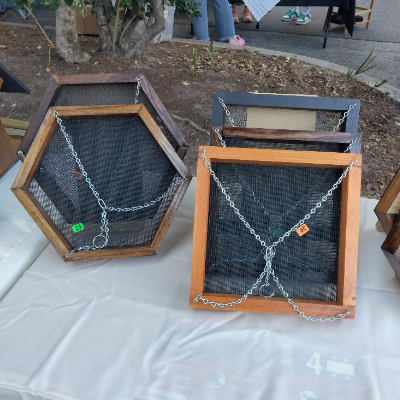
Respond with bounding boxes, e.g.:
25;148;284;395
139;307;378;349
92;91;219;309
29;115;180;250
223;138;346;153
54;83;179;151
204;162;343;301
223;106;344;132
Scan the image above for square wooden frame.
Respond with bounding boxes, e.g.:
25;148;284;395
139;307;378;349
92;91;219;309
18;73;188;160
190;146;362;318
211;126;362;154
374;167;400;235
212;92;361;137
12;104;192;262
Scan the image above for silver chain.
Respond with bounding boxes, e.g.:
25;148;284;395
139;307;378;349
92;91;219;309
197;99;359;321
53;110;185;259
135;77;142;104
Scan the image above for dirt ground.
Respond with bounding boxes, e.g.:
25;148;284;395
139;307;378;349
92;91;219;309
1;25;400;198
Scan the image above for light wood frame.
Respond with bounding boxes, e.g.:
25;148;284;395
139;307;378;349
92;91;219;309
374;167;400;235
18;73;188;160
12;104;192;262
211;126;362;154
0;120;19;179
190;146;362;318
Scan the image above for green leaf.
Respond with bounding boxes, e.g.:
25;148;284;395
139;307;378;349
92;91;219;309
45;29;53;40
64;0;73;6
106;6;116;17
14;3;22;10
49;2;59;12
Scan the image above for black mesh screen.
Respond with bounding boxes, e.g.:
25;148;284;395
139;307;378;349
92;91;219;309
204;162;343;302
54;83;179;151
224;138;347;153
29;115;180;250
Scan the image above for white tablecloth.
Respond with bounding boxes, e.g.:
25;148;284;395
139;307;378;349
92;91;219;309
0;162;49;300
0;179;399;400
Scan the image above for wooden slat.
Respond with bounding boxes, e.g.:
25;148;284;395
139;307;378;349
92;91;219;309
53;104;141;118
189;149;211;300
0;77;3;90
189;293;355;319
221;127;355;142
0;120;18;179
1;118;30;130
337;161;362;307
200;146;361;169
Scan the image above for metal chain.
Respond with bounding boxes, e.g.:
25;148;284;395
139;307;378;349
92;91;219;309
195;148;357;321
217;97;236;127
332;104;356;133
134;77;142;104
53;110;186;259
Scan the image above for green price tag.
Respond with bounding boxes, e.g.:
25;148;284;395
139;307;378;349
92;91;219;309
273;229;284;238
72;223;84;233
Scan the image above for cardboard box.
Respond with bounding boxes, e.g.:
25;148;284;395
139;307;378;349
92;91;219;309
76;7;98;36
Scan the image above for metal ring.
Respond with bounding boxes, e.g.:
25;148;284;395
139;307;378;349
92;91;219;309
259;283;275;298
93;235;107;248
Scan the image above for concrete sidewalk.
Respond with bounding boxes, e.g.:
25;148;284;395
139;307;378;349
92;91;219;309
1;1;399;90
173;1;399;90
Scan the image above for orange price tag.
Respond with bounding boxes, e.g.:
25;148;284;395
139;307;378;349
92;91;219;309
296;224;309;236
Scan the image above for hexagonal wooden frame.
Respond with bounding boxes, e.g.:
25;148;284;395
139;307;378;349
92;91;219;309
12;104;191;262
17;73;188;161
190;146;362;318
374;167;400;235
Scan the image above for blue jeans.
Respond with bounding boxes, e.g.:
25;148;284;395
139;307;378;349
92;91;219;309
192;0;236;41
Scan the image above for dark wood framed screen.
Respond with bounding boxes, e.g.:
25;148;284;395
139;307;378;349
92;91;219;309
211;93;361;145
18;73;188;161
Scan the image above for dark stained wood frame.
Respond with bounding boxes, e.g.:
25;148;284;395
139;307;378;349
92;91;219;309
12;104;192;262
190;146;362;318
211;126;362;154
211;93;361;138
18;73;188;160
374;167;400;235
381;219;400;278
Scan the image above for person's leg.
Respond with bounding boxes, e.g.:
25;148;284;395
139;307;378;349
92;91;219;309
191;0;210;40
296;7;311;25
243;5;252;22
232;3;239;24
282;6;300;21
210;0;237;41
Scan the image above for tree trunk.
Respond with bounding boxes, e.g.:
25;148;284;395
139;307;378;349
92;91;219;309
119;6;140;53
56;1;91;64
95;0;113;51
125;0;165;58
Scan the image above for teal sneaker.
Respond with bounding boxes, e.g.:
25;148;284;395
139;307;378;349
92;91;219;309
295;12;311;25
281;9;300;21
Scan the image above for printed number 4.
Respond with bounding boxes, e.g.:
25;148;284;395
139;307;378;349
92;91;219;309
306;352;322;375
